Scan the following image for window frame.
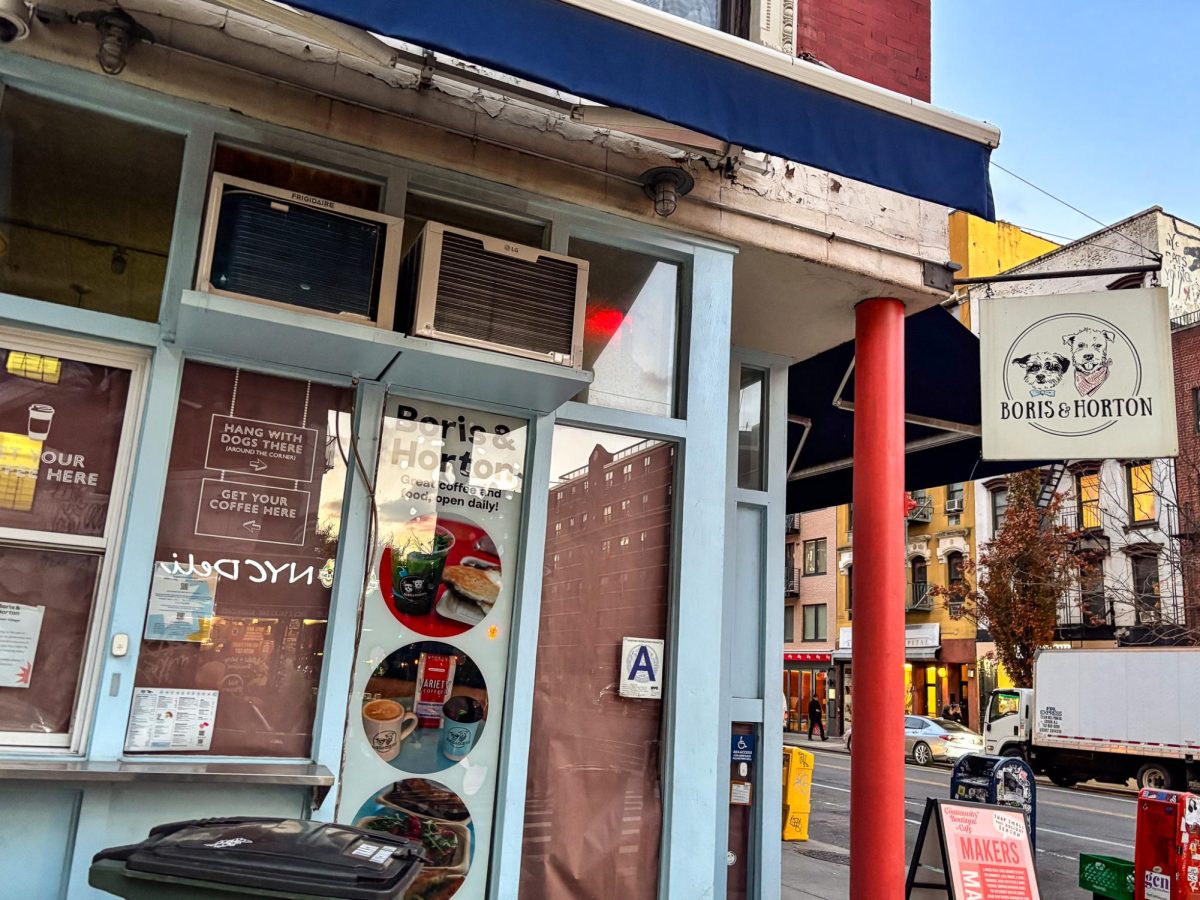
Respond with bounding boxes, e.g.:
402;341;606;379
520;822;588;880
802;537;827;576
801;603;826;642
1126;462;1157;525
1131;552;1161;624
1076;471;1102;531
0;326;149;751
990;485;1008;532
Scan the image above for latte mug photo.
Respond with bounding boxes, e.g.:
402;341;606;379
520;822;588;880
441;696;485;762
363;698;418;762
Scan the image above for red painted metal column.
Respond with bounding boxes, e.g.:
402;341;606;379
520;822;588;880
849;298;906;899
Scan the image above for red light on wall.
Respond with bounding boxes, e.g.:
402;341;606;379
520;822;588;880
585;306;624;341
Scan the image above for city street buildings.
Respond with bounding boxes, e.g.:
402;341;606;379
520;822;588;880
969;209;1200;653
0;0;1001;897
783;509;836;735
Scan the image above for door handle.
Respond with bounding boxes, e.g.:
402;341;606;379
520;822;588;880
1012;725;1018;736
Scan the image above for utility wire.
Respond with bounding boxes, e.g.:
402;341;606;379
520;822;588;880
991;161;1162;262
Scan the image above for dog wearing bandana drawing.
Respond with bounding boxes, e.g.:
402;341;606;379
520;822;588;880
1063;327;1115;396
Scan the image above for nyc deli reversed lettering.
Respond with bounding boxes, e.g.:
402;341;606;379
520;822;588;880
981;288;1178;460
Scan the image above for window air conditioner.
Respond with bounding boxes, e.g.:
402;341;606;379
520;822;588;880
945;498;964;513
397;222;587;368
196;174;403;329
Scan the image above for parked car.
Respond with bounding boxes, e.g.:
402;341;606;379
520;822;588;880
843;716;984;766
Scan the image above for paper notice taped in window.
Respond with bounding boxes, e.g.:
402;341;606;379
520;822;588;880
0;601;44;688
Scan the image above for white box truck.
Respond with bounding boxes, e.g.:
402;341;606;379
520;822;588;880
983;647;1200;791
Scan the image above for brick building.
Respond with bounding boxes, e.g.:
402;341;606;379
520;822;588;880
1172;314;1200;633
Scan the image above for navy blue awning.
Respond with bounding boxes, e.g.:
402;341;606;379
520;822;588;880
281;0;996;218
787;307;1043;512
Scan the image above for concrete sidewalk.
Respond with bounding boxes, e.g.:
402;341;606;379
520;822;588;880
781;838;851;900
783;732;847;754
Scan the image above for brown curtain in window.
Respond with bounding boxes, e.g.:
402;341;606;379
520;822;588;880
519;433;675;899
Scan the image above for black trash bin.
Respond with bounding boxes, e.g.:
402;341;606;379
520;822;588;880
90;817;426;899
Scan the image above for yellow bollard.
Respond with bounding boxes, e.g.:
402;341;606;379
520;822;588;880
782;747;814;841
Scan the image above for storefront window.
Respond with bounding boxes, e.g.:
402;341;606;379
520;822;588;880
0;335;138;746
0;90;184;321
127;362;351;757
337;395;528;900
569;238;679;417
521;427;676;899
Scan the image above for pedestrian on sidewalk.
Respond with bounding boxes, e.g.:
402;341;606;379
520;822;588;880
808;697;826;741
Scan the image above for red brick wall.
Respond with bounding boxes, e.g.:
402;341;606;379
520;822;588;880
1172;323;1200;630
795;0;931;101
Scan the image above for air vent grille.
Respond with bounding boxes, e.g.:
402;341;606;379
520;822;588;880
430;232;580;358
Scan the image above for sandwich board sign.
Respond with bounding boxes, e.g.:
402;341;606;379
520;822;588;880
906;798;1041;899
619;637;664;699
980;288;1178;460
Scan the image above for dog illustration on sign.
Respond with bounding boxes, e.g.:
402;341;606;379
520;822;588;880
1064;327;1114;396
1010;351;1069;397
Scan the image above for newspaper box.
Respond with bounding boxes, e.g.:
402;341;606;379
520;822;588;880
1134;789;1200;900
949;753;1037;850
782;746;813;841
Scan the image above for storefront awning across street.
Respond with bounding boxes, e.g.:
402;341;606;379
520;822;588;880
271;0;999;218
786;306;1047;513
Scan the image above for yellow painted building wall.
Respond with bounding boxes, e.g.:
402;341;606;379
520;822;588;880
948;212;1058;327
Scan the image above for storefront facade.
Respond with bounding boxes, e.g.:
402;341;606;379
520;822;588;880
0;3;997;898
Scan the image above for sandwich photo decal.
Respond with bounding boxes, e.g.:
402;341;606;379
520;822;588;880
981;288;1178;461
381;514;503;637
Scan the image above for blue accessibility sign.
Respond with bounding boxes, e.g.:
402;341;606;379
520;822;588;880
731;733;756;764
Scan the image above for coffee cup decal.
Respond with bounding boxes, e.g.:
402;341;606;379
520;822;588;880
441;696;485;762
27;404;54;441
362;698;418;763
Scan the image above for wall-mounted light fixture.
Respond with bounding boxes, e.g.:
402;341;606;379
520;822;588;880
75;8;153;75
639;166;694;218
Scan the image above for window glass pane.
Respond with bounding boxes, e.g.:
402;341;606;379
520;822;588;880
1129;464;1156;522
521;427;675;898
0;344;130;536
784;606;794;642
569;238;679;417
736;367;765;490
817;605;827;641
1079;473;1101;529
0;90;183;321
129;363;351;757
214;145;382;209
633;0;719;28
402;191;547;258
0;546;99;737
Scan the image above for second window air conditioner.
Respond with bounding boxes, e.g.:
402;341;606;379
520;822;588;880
945;498;964;513
397;222;588;367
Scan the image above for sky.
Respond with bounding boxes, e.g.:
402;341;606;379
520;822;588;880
932;2;1200;243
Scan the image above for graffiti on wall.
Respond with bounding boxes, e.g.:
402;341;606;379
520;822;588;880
1162;222;1200;316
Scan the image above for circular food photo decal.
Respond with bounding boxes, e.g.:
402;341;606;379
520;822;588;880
362;642;488;773
381;514;502;637
354;777;474;899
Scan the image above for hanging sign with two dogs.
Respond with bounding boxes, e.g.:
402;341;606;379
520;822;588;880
980;287;1178;460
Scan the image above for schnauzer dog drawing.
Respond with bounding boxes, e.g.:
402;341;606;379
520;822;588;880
1011;352;1070;397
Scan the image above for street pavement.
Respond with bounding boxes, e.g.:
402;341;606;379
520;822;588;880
782;738;1137;898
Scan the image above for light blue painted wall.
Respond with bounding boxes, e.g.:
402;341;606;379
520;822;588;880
0;786;80;900
0;52;742;900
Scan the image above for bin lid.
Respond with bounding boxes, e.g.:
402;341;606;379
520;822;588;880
95;817;425;900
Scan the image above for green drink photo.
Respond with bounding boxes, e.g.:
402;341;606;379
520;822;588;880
391;520;455;616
